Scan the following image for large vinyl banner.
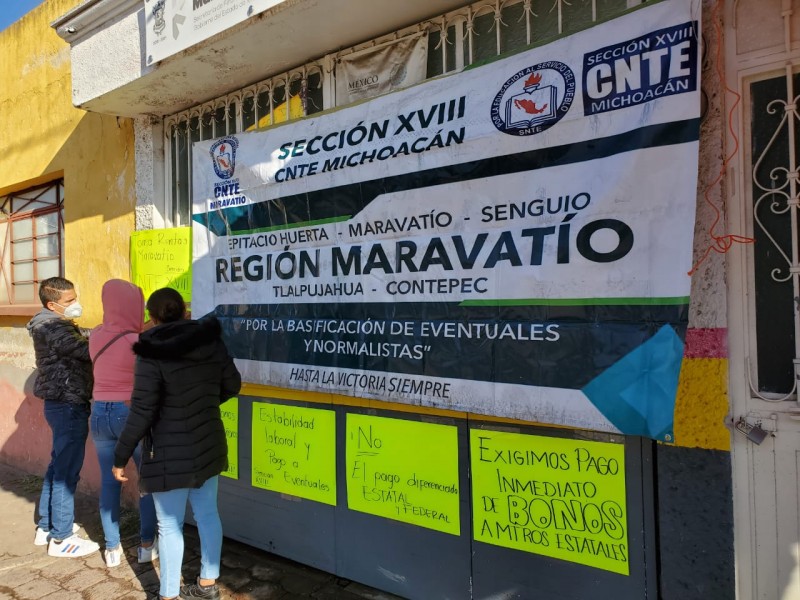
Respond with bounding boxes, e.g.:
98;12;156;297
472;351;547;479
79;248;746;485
192;0;700;442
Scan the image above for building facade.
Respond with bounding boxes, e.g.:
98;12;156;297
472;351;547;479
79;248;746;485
3;0;798;598
0;0;137;497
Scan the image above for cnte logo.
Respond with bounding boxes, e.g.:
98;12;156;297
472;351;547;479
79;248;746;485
585;40;692;100
581;23;697;116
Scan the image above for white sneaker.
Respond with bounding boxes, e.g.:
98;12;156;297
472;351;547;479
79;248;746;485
104;545;123;568
138;535;158;563
47;533;100;558
34;523;80;546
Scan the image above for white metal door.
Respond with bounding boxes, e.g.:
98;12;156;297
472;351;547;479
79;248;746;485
727;2;800;598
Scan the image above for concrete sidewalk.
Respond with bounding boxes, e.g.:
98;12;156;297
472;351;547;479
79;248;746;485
0;462;401;600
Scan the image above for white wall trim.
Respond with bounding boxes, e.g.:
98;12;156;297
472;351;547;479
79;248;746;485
51;0;140;44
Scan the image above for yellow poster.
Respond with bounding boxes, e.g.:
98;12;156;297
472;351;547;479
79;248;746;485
470;429;629;575
345;414;460;535
130;227;192;304
220;398;238;479
251;402;336;505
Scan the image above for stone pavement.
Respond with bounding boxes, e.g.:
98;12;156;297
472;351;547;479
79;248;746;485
0;462;402;600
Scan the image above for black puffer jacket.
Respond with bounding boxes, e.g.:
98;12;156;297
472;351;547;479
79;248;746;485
114;316;241;493
27;309;93;405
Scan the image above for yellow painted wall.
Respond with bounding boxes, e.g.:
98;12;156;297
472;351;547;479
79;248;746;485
0;0;136;490
673;357;730;451
0;0;136;325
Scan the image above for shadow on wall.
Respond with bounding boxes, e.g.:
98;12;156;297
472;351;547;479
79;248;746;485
45;111;137;227
4;111;136;227
0;104;142;511
0;369;144;509
0;371;49;470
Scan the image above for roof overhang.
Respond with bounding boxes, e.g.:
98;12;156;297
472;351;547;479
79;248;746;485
53;0;469;117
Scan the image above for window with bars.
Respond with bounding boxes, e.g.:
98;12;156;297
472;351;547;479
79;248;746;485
0;182;64;305
164;0;638;225
749;71;800;399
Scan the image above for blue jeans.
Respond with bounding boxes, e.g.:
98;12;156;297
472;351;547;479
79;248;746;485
90;401;157;549
38;401;90;540
152;477;222;598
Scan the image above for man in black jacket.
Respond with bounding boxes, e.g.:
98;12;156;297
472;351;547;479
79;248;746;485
27;276;99;558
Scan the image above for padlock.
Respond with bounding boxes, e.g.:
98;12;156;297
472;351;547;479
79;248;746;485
735;417;768;445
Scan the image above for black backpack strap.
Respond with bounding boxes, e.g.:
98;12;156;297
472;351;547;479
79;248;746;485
92;331;135;364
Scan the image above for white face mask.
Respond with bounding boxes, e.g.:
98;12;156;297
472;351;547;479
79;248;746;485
55;301;83;318
64;302;83;318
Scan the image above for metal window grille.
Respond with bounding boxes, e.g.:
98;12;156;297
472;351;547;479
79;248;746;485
747;67;800;400
0;182;65;305
164;0;639;225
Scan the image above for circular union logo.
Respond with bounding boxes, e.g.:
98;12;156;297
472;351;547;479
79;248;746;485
209;136;239;180
491;61;575;137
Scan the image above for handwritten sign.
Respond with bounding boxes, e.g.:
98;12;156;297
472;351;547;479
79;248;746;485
346;414;460;535
251;402;336;505
220;398;238;479
470;429;628;574
130;227;192;304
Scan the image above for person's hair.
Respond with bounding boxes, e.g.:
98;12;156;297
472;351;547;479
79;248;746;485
38;277;75;307
146;288;185;323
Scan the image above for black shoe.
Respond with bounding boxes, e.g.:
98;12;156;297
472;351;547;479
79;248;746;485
179;579;220;600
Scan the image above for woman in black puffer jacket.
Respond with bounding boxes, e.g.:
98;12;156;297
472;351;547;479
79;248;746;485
112;288;240;600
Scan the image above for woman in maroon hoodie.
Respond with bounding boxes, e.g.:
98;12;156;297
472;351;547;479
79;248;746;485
89;279;158;568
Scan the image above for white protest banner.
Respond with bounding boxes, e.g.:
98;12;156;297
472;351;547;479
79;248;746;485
192;0;701;441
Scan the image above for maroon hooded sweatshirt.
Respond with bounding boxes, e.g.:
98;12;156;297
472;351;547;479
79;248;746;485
89;279;145;402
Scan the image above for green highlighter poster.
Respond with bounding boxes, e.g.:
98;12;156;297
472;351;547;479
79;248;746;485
470;429;629;575
345;414;460;535
251;402;336;505
130;227;192;303
220;398;238;479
